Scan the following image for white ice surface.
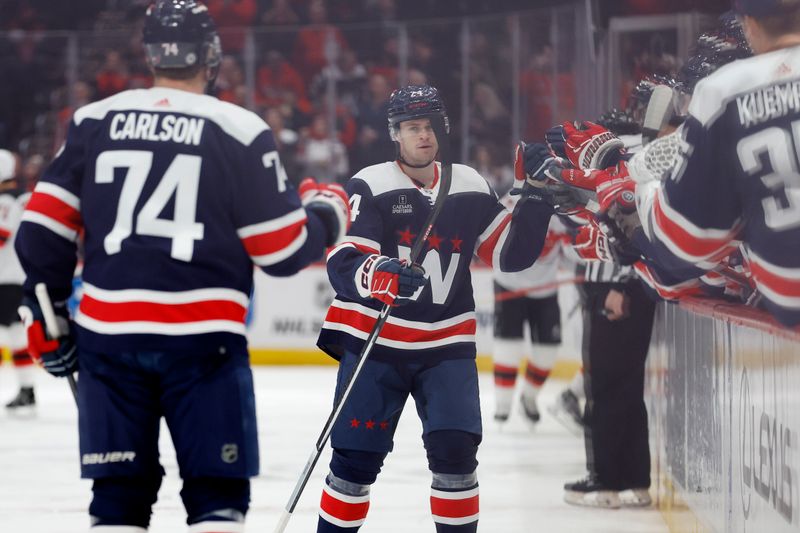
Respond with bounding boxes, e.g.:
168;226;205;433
0;365;667;533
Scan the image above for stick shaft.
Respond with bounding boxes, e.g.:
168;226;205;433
34;283;78;404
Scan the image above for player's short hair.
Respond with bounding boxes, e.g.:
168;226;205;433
756;2;800;36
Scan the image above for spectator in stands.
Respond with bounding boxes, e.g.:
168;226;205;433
206;0;257;54
298;113;349;183
520;44;576;141
292;0;350;83
472;145;513;197
259;0;300;54
352;73;393;170
264;107;300;178
215;55;246;104
407;68;428;86
257;50;312;114
310;49;368;115
470;81;510;158
95;50;130;99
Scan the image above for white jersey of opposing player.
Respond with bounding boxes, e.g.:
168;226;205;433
0;189;28;285
493;194;571;298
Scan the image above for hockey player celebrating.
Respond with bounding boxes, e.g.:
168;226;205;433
313;85;554;532
0;149;37;412
14;1;349;532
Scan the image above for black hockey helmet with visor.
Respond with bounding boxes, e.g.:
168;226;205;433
143;0;222;73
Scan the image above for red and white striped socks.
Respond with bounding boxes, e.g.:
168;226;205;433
317;478;370;532
430;484;479;532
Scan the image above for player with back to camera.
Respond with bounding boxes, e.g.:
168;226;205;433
606;0;800;327
313;85;556;532
0;149;38;413
13;1;349;532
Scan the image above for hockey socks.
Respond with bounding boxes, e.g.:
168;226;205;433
12;349;35;388
492;339;523;420
430;473;479;532
317;474;370;532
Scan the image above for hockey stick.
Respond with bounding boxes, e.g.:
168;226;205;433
273;116;452;533
35;283;78;404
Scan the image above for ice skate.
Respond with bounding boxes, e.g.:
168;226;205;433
547;389;584;437
5;387;36;417
563;476;620;509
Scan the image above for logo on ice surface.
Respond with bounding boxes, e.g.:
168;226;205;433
392;194;413;214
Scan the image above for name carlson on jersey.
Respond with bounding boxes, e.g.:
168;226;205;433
109;111;205;145
736;80;800;128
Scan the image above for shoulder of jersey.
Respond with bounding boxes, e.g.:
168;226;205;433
72;88;269;146
690;47;800;127
450;163;492;196
350;161;491;197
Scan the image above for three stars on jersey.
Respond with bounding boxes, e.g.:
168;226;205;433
396;226;462;252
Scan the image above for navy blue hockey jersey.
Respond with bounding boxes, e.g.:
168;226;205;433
637;45;800;326
15;87;329;353
317;161;553;364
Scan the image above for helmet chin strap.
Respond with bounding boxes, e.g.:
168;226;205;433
204;65;219;95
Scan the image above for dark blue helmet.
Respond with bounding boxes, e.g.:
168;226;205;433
676;12;752;94
143;0;222;71
387;85;449;140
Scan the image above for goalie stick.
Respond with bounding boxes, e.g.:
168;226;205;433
34;283;78;404
272;115;453;533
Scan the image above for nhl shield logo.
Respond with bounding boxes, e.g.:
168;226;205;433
221;443;239;464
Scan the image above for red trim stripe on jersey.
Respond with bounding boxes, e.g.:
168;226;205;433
319;484;370;529
634;262;705;300
75;283;249;336
237;208;308;267
323;300;476;350
652;188;740;264
749;251;800;308
430;487;479;526
327;236;381;262
0;226;10;246
476;212;511;266
22;182;82;242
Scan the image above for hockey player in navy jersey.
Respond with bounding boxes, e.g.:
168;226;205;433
313;85;554;532
613;0;800;327
13;1;349;532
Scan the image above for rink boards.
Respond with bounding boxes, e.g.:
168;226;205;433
648;299;800;533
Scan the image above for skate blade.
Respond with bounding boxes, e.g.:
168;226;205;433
547;404;584;437
564;489;620;509
6;405;37;419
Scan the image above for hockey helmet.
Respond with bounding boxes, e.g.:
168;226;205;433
595;108;641;136
143;0;222;71
387;85;449;141
0;149;16;183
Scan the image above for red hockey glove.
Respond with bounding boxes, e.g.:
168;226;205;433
18;296;77;378
595;162;636;215
299;178;351;247
358;255;427;306
572;222;612;262
548;121;625;170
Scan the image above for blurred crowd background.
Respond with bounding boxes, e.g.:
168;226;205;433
0;0;729;193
